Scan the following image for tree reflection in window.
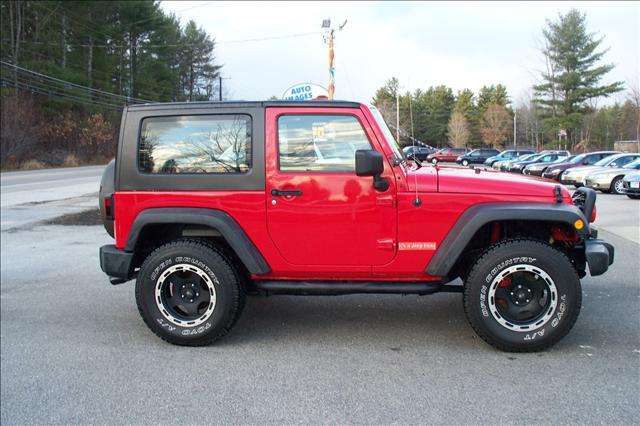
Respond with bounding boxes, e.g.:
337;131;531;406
138;115;251;174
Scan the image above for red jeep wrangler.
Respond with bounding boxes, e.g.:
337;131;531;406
99;101;613;351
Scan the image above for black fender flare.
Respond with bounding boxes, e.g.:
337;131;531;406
126;207;271;275
426;202;589;278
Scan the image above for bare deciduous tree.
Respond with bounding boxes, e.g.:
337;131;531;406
481;104;512;149
447;111;470;148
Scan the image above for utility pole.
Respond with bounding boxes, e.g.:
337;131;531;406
513;109;517;149
322;18;347;100
217;76;231;101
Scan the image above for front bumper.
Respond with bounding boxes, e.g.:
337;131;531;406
542;170;562;180
524;168;545;176
585;238;615;276
584;177;612;190
623;181;640;194
560;175;582;185
99;245;134;284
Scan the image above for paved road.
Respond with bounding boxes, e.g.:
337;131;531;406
1;166;638;424
0;165;104;231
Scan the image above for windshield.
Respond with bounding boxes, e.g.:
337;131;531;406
369;106;405;162
522;153;544;162
568;154;586;163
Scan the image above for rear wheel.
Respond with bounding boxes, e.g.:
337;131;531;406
431;158;438;164
610;176;624;195
463;239;581;352
135;240;245;346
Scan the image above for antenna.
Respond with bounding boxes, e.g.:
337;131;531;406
408;77;422;207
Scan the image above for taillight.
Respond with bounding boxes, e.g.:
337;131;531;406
590;204;597;223
104;195;114;219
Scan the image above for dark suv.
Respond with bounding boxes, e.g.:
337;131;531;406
456;148;500;166
98;100;613;352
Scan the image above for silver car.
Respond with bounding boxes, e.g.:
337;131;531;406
584;159;640;194
622;170;640;199
560;153;640;187
495;153;538;171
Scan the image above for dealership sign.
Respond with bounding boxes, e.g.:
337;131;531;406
282;83;329;101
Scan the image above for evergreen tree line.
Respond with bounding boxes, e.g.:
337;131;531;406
0;0;221;168
373;9;639;152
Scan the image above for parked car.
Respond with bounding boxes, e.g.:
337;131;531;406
622;171;640;199
542;151;620;181
426;147;471;164
456;148;500;166
495;153;539;171
98;100;613;352
584;159;640;194
508;152;569;173
524;155;577;176
402;145;435;161
560;153;640;187
483;149;534;167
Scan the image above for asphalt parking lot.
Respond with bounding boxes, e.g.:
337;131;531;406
1;166;639;424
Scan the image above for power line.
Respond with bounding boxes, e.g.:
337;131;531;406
1;79;124;110
1;41;172;97
1;61;154;103
6;73;125;107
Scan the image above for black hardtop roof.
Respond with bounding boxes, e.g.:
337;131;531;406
126;100;363;111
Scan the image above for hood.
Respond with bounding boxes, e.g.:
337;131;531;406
564;165;602;174
587;167;630;177
546;161;577;171
408;166;568;199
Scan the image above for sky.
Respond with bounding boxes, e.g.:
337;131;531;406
161;1;639;106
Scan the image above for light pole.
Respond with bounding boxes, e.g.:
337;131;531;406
322;18;347;100
513;109;517;150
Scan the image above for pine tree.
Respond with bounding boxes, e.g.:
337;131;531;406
534;9;623;143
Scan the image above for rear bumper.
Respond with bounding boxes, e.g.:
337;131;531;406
585;238;614;276
99;245;134;284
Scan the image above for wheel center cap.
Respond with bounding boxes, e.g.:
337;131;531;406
510;284;532;304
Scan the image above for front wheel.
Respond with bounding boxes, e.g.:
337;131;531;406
463;239;581;352
627;194;640;199
135;240;245;346
431;158;438;164
462;159;469;167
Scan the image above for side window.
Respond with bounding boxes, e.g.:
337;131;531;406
138;115;251;174
617;156;637;166
278;115;372;172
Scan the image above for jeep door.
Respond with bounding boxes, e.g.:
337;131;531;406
265;107;397;267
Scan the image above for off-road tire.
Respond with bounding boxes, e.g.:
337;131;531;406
135;239;245;346
463;239;581;352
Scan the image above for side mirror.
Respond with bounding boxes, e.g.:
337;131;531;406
355;150;389;192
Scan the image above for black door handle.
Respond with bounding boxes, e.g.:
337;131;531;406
271;189;303;197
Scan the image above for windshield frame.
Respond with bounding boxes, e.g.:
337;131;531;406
368;106;406;163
